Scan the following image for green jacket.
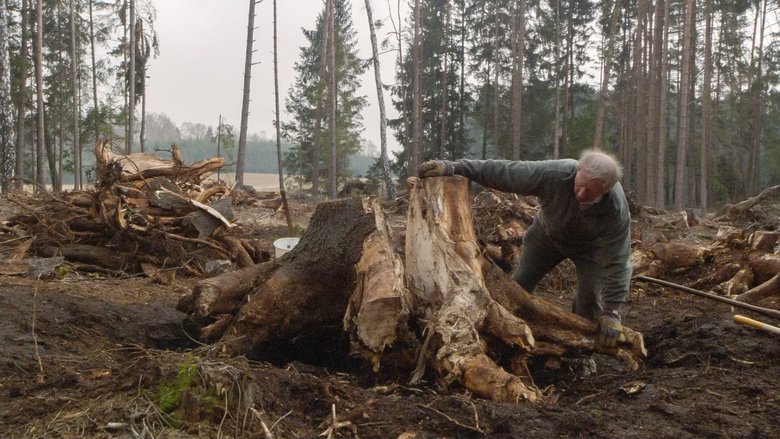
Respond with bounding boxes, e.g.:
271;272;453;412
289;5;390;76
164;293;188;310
456;158;632;306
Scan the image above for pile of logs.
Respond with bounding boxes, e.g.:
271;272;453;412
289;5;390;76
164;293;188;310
0;141;282;281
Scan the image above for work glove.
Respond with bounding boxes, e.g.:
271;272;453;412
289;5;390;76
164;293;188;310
597;310;623;348
418;160;455;178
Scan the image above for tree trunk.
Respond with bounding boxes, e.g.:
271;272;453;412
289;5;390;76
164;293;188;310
492;1;501;159
34;0;45;189
235;0;257;187
364;0;396;199
89;0;99;148
700;0;712;210
272;0;293;235
646;0;664;206
70;0;82;190
655;0;670;208
127;0;135;154
746;0;767;195
510;0;525;160
14;0;30;191
592;0;622;150
410;0;422;175
0;0;13;193
327;0;337;199
311;0;331;197
674;0;695;211
439;3;450;159
632;0;648;204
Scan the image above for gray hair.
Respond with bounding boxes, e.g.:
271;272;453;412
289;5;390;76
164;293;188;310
577;149;623;188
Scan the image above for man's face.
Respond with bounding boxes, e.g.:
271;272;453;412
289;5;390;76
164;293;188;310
574;170;609;207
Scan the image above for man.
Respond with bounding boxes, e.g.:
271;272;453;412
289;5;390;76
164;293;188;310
418;149;632;350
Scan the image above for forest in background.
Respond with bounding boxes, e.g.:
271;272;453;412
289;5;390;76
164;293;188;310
0;0;779;208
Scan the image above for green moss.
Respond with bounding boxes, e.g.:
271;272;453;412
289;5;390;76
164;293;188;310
149;354;224;427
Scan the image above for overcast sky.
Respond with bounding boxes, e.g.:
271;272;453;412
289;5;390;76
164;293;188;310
145;0;404;154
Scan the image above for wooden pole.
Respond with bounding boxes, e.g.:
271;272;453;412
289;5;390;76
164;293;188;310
635;275;780;320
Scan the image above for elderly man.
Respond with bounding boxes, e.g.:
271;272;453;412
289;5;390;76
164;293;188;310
418;149;632;350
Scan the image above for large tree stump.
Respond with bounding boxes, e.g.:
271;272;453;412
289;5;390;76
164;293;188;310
404;177;645;402
178;179;646;404
405;177;539;402
215;197;382;354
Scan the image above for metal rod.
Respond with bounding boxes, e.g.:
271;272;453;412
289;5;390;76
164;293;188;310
634;275;780;320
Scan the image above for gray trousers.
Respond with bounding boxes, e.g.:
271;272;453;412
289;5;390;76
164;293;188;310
512;221;604;321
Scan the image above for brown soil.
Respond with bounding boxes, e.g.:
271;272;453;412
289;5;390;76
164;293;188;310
1;196;779;439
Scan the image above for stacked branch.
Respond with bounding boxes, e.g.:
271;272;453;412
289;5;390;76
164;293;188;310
0;141;279;279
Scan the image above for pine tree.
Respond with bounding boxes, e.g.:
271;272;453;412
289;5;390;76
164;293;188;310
283;0;367;192
389;0;469;177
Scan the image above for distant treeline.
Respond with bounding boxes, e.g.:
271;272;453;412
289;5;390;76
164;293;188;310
143;113;376;177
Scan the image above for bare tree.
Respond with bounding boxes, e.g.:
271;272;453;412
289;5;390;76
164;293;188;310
552;0;561;159
510;0;525;160
70;0;82;189
410;0;421;175
236;0;258;187
438;1;449;159
491;1;500;159
700;0;713;210
273;0;294;233
592;0;622;150
34;0;45;188
327;0;337;199
364;0;396;199
674;0;695;210
88;0;99;147
15;0;29;190
0;0;14;192
646;0;667;207
127;0;135;153
747;0;767;194
632;0;648;204
655;0;670;208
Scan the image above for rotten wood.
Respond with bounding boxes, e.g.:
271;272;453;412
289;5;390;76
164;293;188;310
344;198;412;371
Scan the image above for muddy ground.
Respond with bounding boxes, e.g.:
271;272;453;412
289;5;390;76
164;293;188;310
0;196;779;438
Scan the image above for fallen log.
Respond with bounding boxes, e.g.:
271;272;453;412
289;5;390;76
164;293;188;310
718;184;780;219
736;275;780;305
178;262;279;319
96;141;223;185
649;242;707;269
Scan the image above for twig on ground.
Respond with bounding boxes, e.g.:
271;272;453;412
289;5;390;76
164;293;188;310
319;404;355;439
251;408;275;439
417;400;484;434
31;281;44;383
575;390;608;406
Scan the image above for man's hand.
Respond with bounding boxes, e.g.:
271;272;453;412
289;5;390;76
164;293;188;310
597;310;622;348
418;160;455;178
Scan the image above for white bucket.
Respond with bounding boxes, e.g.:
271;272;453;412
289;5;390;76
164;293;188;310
273;237;300;258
